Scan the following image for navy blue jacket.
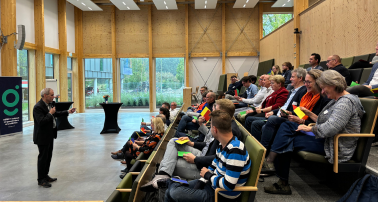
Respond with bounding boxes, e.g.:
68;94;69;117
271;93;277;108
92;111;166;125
272;85;307;115
363;63;378;89
282;70;292;85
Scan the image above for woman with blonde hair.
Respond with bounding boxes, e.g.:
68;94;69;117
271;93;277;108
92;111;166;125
121;117;165;175
272;65;282;75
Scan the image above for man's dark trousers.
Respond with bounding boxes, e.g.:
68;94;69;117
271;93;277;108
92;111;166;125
37;140;54;182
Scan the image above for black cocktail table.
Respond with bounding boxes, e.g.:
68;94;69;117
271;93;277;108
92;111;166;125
55;102;75;130
100;102;123;134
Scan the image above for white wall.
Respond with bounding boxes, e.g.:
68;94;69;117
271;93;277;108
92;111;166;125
16;0;35;44
225;57;259;79
44;0;59;49
188;57;259;93
66;1;75;53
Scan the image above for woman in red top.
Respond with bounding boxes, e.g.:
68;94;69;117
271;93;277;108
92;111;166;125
122;117;165;174
244;75;289;133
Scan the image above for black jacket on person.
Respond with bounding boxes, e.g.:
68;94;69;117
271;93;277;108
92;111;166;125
272;85;307;115
33;99;68;145
225;81;243;95
192;120;242;170
282;70;292;85
332;64;352;86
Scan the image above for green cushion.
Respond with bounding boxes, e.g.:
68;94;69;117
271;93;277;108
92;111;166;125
106;190;122;202
237;125;249;143
360;68;372;84
298;64;305;68
368;53;376;62
146;151;156;164
236;114;247;125
353;54;370;63
257;59;274;76
341;56;355;69
304;64;311;69
319;61;328;70
116;173;133;201
128;164;150;202
218;74;227;92
239;86;246;95
348;69;363;83
297;151;329;163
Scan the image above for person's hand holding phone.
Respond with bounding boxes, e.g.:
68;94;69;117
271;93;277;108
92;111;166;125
68;108;76;114
50;107;56;115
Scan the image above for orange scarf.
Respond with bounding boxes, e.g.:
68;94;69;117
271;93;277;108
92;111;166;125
299;92;320;120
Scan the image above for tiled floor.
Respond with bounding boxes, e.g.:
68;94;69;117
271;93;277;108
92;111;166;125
0;110;377;201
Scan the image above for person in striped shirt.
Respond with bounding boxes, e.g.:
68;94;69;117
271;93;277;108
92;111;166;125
148;110;251;202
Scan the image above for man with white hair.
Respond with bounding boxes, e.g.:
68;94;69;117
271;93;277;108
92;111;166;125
33;88;76;188
169;102;179;122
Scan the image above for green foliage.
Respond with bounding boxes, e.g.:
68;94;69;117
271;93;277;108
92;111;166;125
176;59;185;84
262;14;293;37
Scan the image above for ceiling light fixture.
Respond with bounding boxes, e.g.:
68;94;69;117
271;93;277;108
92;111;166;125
243;4;246;7
205;0;207;4
164;1;166;4
166;5;168;9
127;6;130;9
204;5;206;8
287;0;290;2
246;0;249;3
82;2;86;6
282;3;286;6
122;2;126;5
88;7;92;10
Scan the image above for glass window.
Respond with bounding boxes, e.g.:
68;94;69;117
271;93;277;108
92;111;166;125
45;53;54;79
84;58;113;108
262;14;293;37
120;58;149;108
67;58;72;102
17;49;29;122
155;58;185;108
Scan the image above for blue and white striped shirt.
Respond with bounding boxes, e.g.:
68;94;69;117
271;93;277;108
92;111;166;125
204;136;251;199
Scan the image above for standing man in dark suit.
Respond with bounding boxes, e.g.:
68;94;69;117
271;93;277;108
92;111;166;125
33;88;76;188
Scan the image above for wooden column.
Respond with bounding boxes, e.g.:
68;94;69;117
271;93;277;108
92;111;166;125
75;7;85;113
183;87;192;111
148;5;155;112
221;3;226;74
293;0;307;67
28;50;36;121
1;0;17;76
259;3;264;39
53;54;60;94
34;0;46;102
111;6;119;102
185;5;189;87
58;0;68;101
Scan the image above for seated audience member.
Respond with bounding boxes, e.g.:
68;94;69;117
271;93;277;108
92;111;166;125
224;75;243;96
349;42;378;69
263;70;364;195
272;65;282;75
282;62;293;85
248;68;307;141
120;117;165;175
177;92;216;133
142;110;251;202
347;58;378;97
162;102;170;110
243;75;288;127
159;107;171;126
225;76;258;105
306;53;323;71
234;75;273;117
141;99;242;189
326;55;352;85
257;69;330;153
169;102;179;121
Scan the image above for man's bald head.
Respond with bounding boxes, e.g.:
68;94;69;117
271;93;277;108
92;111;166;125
206;92;216;103
326;55;342;69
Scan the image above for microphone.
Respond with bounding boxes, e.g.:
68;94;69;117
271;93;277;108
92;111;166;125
51;101;56;108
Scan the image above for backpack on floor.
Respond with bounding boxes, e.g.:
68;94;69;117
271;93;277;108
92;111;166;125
141;171;166;202
338;174;378;202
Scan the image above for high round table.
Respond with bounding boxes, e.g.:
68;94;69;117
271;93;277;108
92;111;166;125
100;102;123;134
55;102;75;130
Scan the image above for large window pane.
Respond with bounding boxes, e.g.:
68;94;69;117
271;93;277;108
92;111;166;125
17;50;29;122
155;58;184;108
262;14;293;37
45;53;54;79
120;58;149;108
85;58;113;108
67;58;72;102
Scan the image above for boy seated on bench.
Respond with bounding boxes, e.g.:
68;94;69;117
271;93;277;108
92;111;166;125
141;110;251;202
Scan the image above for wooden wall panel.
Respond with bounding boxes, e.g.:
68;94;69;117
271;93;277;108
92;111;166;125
116;6;149;55
152;6;185;55
225;5;259;53
83;6;112;55
189;4;222;54
260;20;294;66
300;0;378;64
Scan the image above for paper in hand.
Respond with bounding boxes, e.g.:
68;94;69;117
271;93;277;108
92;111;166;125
175;139;190;144
300;130;315;136
178;151;191;157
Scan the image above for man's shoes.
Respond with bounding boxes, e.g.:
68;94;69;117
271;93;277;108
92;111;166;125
261;159;275;174
111;153;124;160
140;175;170;192
121;168;129;173
120;173;126;179
264;179;292;195
111;150;122;155
38;179;52;188
45;175;57;182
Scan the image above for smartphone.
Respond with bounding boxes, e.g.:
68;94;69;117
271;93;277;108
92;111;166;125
251;106;256;111
171;178;189;184
279;107;289;115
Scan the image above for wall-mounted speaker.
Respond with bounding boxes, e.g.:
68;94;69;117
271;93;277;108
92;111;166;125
15;25;25;50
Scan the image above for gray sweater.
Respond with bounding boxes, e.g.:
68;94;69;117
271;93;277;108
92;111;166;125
312;94;365;164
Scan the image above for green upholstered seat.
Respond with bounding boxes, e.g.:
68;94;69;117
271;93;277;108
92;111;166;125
239;86;246;95
128;163;150;202
116;173;133;202
368;53;376;62
145;151;156;164
218;74;227;92
298;64;305;68
257;59;274;77
348;69;363;83
106;190;122;202
304;64;311;69
341;56;355;69
297;98;378;175
319;61;328;70
353;54;370;63
360;68;372;84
